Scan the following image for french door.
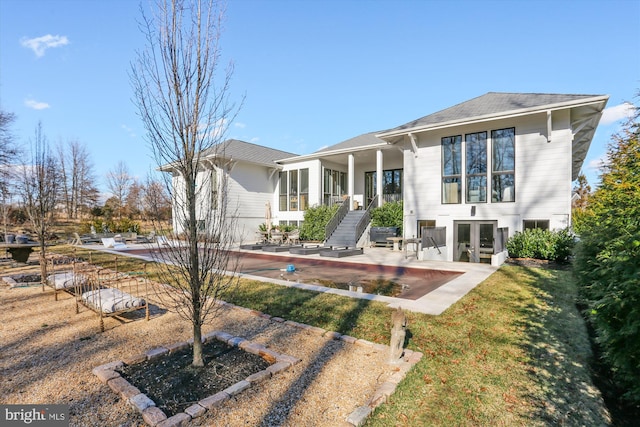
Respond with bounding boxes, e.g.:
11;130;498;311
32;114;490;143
454;221;496;263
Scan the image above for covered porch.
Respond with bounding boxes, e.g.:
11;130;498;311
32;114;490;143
276;133;405;216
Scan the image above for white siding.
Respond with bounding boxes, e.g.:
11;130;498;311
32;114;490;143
403;112;574;260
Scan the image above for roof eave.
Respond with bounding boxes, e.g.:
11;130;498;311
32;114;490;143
376;95;610;140
276;142;390;164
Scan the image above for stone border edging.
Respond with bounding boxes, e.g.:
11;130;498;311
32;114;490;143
92;327;302;427
93;300;423;426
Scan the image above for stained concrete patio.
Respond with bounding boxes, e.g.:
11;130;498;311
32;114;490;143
85;241;498;316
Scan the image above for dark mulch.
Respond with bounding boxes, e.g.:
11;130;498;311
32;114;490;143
118;339;270;417
505;257;571;270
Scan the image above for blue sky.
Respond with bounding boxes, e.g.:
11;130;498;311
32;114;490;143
1;0;638;196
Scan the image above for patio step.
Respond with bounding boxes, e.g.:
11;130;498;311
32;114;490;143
319;248;364;258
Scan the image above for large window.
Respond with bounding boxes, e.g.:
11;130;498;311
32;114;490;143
365;169;403;204
210;169;218;209
323;168;347;206
442;135;462;204
492;128;515;202
280;168;309;211
466;132;487;203
442;128;515;205
278;171;288;211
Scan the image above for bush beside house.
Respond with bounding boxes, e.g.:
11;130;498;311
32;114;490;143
370;201;403;235
506;228;575;263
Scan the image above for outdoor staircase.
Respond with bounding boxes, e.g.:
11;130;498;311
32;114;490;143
325;210;367;248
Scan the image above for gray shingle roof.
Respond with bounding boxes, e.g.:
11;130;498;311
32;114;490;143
202;139;298;167
382;92;605;134
313;132;388;154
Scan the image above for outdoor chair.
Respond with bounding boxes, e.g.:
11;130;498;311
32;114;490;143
137;231;156;244
270;230;284;245
286;230;300;245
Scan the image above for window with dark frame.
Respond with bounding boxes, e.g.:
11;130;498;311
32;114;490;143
280;168;309;212
523;219;549;230
279;171;288;211
417;219;436;238
442;135;462;204
441;128;516;205
465;131;487;203
492;128;515;202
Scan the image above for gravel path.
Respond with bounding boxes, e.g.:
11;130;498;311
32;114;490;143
1;264;398;426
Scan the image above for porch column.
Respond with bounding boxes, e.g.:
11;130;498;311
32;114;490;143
348;153;355;210
376;149;383;207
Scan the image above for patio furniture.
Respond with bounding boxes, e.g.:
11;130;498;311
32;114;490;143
286;230;300;245
386;236;403;251
270;230;284;245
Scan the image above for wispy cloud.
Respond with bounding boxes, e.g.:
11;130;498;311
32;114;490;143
21;34;69;57
249;137;260;143
587;156;606;171
600;102;636;125
234;122;246;129
121;124;136;138
25;98;50;110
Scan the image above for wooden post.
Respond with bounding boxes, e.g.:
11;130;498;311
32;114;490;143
389;307;407;364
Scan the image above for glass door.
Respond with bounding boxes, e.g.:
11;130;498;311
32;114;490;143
455;221;496;263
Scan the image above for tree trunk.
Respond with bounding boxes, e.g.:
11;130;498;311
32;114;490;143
39;241;47;288
192;320;204;367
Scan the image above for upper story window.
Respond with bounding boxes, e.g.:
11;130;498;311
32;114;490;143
210;169;218;209
492;128;515;202
442;135;462;204
465;132;487;203
442;127;515;205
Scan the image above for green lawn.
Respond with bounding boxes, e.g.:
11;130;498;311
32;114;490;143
54;246;610;426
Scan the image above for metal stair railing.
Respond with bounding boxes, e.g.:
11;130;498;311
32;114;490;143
354;195;378;245
325;196;350;242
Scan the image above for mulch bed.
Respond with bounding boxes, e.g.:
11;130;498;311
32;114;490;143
118;339;270;417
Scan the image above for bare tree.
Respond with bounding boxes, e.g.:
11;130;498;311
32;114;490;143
58;139;99;219
125;179;144;219
142;175;171;222
20;122;59;282
1;109;20;240
105;161;133;219
131;0;241;367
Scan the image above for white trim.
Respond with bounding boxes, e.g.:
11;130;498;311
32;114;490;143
376;96;608;139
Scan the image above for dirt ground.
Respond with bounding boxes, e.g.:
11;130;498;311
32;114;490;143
0;257;406;427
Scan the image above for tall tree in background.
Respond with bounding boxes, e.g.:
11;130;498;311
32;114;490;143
57;139;99;219
571;173;592;231
105;161;132;219
125;179;144;219
574;94;640;403
20;122;59;283
0;110;19;240
131;0;241;367
0;109;19;178
142;175;171;222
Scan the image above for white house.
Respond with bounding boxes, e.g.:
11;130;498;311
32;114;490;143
168;92;608;263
